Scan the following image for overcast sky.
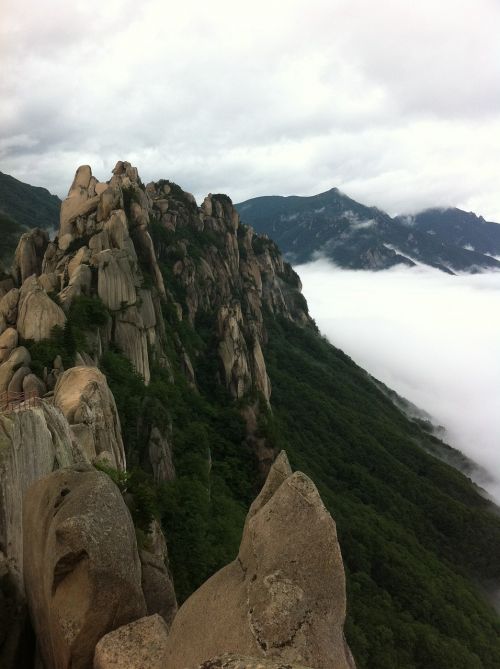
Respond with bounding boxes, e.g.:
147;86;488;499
1;0;500;219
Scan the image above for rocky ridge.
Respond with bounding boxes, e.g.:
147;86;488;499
0;162;335;668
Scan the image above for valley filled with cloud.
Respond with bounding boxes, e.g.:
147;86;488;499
297;261;500;500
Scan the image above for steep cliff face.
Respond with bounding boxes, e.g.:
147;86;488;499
17;161;308;409
3;162;308;478
148;183;308;401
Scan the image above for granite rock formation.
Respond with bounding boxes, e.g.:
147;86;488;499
23;465;147;669
53;366;126;470
163;452;355;669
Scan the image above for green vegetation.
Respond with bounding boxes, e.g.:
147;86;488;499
100;333;258;602
93;460;160;536
263;316;500;668
96;214;500;667
68;294;108;332
0;211;24;269
156;179;198;213
24;295;108;374
0;170;60;230
98;277;500;666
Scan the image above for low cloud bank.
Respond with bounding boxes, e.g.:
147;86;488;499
296;260;500;500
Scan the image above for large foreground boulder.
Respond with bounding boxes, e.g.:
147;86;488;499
163;452;355;669
0;402;83;669
23;465;147;669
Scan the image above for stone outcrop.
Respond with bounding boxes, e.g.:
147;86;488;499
113;306;150;384
0;403;81;588
40;162;167;384
13;228;49;285
0;401;83;668
93;614;169;669
146;180;309;398
139;520;177;628
94;249;137;311
163;452;355;669
23;373;46;398
16;277;66;342
0;288;20;330
23;465;147;669
148;426;175;483
0;328;18;363
33;161;309;408
217;304;253;399
54;366;126;470
0;346;30;394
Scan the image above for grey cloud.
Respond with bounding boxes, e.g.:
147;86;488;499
1;0;500;218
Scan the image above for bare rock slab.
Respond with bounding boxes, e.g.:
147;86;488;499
93;614;169;669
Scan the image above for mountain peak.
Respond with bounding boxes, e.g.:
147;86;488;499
237;188;500;272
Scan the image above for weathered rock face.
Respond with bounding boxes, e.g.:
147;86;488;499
0;327;18;364
54;366;126;470
13;228;49;285
139;520;177;628
0;288;20;330
113;305;150;384
148;186;309;402
50;164;310;400
23;465;147;669
31;163;311;478
216;304;253;399
148;426;175;483
0;346;31;394
0;403;81;588
163;452;355;669
93;614;169;669
0;402;83;669
42;162;165;384
16;276;66;342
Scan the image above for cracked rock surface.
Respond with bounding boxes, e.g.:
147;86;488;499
162;451;355;669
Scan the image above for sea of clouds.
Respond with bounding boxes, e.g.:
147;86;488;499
296;260;500;501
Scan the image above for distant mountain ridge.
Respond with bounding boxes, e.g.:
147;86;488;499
0;171;61;270
236;189;500;274
397;208;500;258
0;170;60;230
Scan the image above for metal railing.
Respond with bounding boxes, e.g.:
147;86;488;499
0;390;42;413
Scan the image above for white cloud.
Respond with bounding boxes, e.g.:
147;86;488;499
296;260;500;501
1;0;500;219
